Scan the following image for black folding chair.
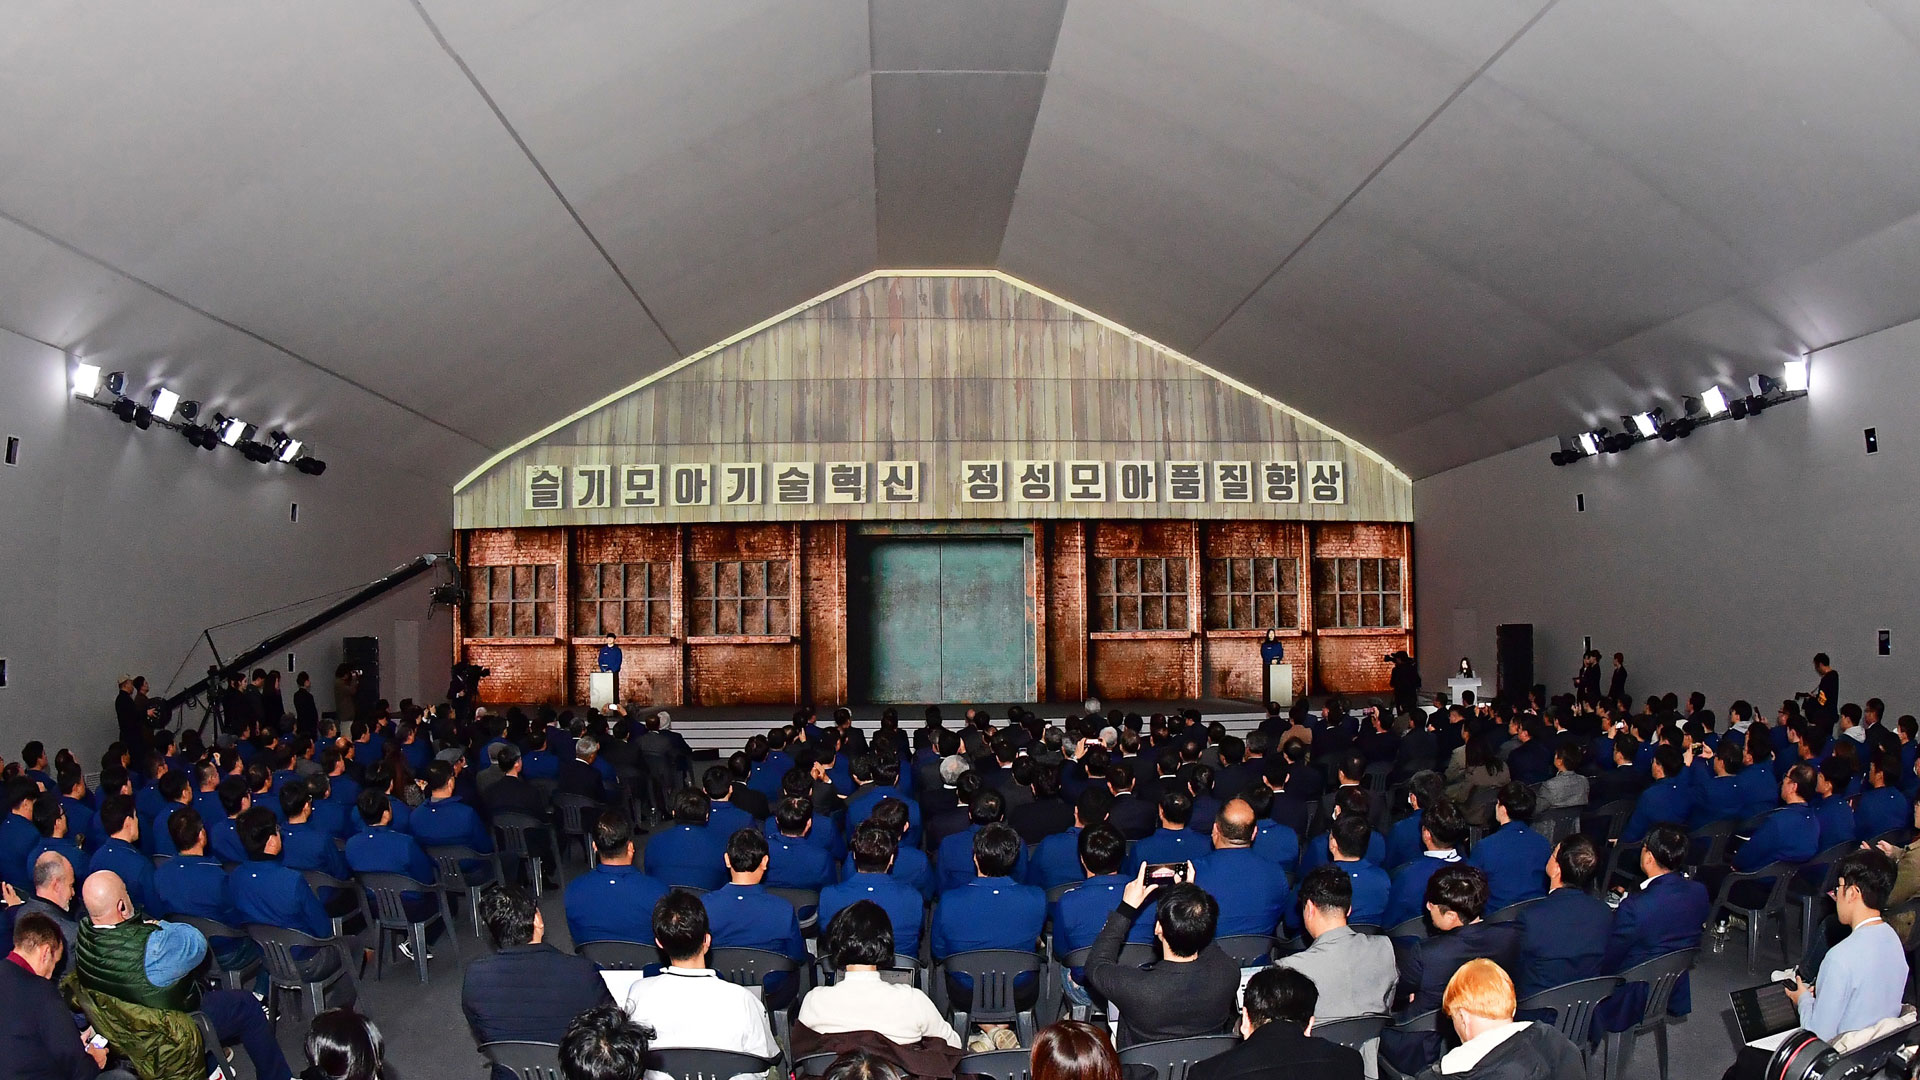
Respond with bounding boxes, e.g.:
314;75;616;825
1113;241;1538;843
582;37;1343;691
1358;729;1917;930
246;923;357;1020
1116;1034;1237;1080
1385;914;1429;940
936;948;1046;1046
192;1010;237;1080
1531;805;1587;846
1602;948;1698;1080
707;946;809;1043
358;870;460;982
957;1048;1034;1080
647;1049;779;1080
493;812;563;895
766;886;821;934
1213;934;1275;966
577;940;662;970
1311;1012;1388;1050
1486;896;1546;923
551;793;603;868
1515;975;1622;1063
173;914;261;991
1788;842;1855;960
424;843;505;938
480;1041;564;1080
1708;860;1798;971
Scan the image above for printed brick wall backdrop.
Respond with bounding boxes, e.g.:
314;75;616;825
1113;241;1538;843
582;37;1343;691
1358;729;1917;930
1090;638;1196;699
1044;523;1088;702
464;642;566;705
687;643;800;705
802;523;848;704
1313;634;1409;695
570;642;681;706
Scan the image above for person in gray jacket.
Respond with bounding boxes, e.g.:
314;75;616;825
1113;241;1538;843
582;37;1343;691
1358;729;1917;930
1278;865;1398;1021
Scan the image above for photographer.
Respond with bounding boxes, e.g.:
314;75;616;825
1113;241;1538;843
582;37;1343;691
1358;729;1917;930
1083;863;1239;1047
1387;651;1421;714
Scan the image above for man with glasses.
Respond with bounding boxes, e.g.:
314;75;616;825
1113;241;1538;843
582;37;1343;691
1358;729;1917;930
1784;849;1907;1039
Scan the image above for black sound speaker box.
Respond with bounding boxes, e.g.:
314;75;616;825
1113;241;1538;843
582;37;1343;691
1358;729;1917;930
1496;623;1534;705
343;636;380;714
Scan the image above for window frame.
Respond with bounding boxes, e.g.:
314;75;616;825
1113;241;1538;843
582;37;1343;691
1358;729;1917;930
574;561;670;639
465;563;558;639
688;558;794;640
1091;555;1191;634
1203;556;1301;631
1312;556;1404;630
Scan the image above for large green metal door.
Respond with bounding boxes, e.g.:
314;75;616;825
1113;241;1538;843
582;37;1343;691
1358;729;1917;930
854;539;1028;703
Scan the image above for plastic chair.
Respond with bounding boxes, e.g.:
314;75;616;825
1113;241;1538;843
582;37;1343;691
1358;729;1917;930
493;812;563;895
935;948;1046;1046
1708;860;1798;971
359;870;460;982
1213;934;1275;966
246;923;357;1020
793;1052;837;1077
1515;975;1622;1061
1348;923;1383;936
1378;1008;1439;1080
1116;1034;1237;1080
192;1010;236;1080
1687;821;1737;875
577;940;662;970
1588;799;1636;842
1385;914;1429;940
172;914;261;991
1601;948;1698;1080
957;1047;1034;1080
1531;805;1587;846
766;886;822;933
1600;841;1643;893
1045;880;1078;903
1312;1012;1388;1049
551;793;603;868
819;951;925;990
707;946;808;1043
647;1048;779;1080
424;843;504;938
1788;842;1855;959
301;868;371;937
1486;896;1546;923
480;1041;565;1080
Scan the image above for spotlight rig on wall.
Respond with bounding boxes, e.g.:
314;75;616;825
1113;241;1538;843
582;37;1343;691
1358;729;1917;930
69;359;328;475
1549;359;1809;466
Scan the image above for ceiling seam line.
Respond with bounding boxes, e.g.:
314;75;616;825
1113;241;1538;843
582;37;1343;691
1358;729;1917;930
866;0;884;258
0;205;493;452
1191;0;1564;353
990;0;1071;265
0;316;66;355
407;0;684;356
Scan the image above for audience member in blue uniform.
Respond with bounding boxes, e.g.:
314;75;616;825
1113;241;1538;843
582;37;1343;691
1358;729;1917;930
208;777;254;865
701;768;754;838
411;760;498;880
1856;750;1911;841
1386;772;1447;871
346;788;445;956
818;821;927;960
0;778;41;890
1326;814;1390;928
1052;822;1157;964
1514;834;1613;996
1029;788;1111;890
764;794;838;892
702;828;807;1005
26;792;90;885
563;810;669;946
645;789;731;892
1131;790;1211;872
842;796;934;902
152;807;261;969
1105;762;1158;841
1730;763;1823;873
1599;824;1710;1027
1381;864;1523;1074
1621;746;1693;844
1385;797;1468;928
226;804;350;986
1735;732;1783;819
1468;782;1550;914
1235;785;1300;870
1685;739;1746;828
1300;787;1386;875
144;772;193;857
763;771;847;862
304;773;353;841
88;795;160;915
932;822;1046;1031
1196;798;1295;936
56;768;97;855
935;788;1028;892
1812;758;1858;852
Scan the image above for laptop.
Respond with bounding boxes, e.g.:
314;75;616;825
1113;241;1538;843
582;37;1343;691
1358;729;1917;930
1730;980;1801;1047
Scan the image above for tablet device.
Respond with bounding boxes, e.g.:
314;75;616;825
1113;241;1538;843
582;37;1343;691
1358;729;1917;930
1730;980;1800;1044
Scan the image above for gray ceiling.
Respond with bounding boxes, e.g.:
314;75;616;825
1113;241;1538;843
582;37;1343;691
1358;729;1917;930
4;0;1920;484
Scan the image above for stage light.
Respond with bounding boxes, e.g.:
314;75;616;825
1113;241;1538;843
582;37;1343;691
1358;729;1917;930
177;399;200;422
1575;431;1603;457
268;431;304;463
111;398;151;428
1729;396;1749;420
180;423;219;450
1700;386;1729;416
72;362;102;397
150;387;180;423
1750;373;1786;397
1783;359;1809;393
215;415;252;446
294;456;327;476
104;371;126;396
1628;410;1662;439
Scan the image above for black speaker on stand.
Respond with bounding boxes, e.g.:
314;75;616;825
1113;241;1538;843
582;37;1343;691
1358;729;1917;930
1495;624;1533;706
343;636;380;717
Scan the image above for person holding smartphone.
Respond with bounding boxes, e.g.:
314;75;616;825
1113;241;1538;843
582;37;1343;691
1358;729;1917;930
1083;862;1240;1047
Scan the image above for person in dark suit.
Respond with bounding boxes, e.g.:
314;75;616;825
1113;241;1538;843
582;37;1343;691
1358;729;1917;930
1381;865;1523;1075
1106;763;1157;841
1598;824;1709;1028
292;672;320;739
462;886;614;1080
1009;768;1074;845
479;745;550;820
556;735;610;803
1467;783;1550;915
725;752;772;821
1514;834;1614;996
924;770;983;856
0;912;113;1080
1191;965;1363;1080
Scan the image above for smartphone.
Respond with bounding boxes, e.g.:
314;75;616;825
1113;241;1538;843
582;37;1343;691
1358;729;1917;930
1144;862;1190;886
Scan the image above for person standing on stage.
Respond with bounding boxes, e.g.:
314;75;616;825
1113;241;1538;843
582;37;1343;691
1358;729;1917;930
598;635;624;704
1260;631;1286;706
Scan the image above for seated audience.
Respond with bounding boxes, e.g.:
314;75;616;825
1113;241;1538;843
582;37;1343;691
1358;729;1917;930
151;809;259;969
463;885;613;1080
565;811;670;946
1854;749;1910;841
1385;772;1446;871
1197;798;1295;937
1599;824;1710;1026
302;1009;391;1080
560;1004;653;1080
615;889;777;1070
208;779;253;865
1724;764;1821;879
1191;966;1364;1080
1326;814;1390;927
1429;959;1585;1080
87;795;159;914
930;823;1045;1049
26;793;89;884
344;792;444;958
0;911;129;1080
1105;763;1157;840
1514;834;1613;996
644;791;729;893
1383;865;1522;1074
1052;823;1155;963
1084;873;1239;1047
1533;743;1589;812
17;850;81;980
1300;788;1384;875
410;760;497;858
478;744;548;821
1031;1020;1122;1080
1467;783;1549;915
1785;849;1907;1040
1812;759;1857;852
556;735;610;804
1130;790;1210;870
818;822;926;961
1278;865;1398;1020
702;829;808;997
934;789;1027;892
1621;747;1692;844
1009;768;1074;845
796;901;961;1053
765;794;838;891
845;798;934;901
1028;789;1111;890
1385;798;1467;928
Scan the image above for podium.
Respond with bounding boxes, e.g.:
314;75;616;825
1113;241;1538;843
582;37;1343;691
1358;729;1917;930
589;671;616;710
1446;677;1483;705
1265;661;1294;707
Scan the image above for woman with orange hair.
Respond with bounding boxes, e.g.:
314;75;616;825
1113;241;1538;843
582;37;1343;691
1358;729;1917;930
1424;959;1584;1079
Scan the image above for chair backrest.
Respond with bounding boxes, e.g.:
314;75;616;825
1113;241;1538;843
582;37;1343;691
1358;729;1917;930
302;868;354;892
1514;975;1623;1049
765;886;820;914
940;949;1045;1021
1116;1034;1238;1080
357;871;437;925
1388;1008;1438;1034
1690;821;1737;872
1532;806;1586;846
173;913;247;944
1385;915;1429;940
1618;948;1700;1024
1348;923;1383;936
1061;942;1158;968
647;1048;777;1080
1822;1018;1920;1080
1212;935;1275;966
1311;1012;1388;1049
1046;880;1078;903
192;1011;232;1080
577;940;662;970
552;794;600;832
957;1048;1034;1080
246;923;334;986
493;812;549;858
706;946;801;987
1486;896;1545;923
793;1052;838;1077
480;1041;565;1080
1591;799;1635;840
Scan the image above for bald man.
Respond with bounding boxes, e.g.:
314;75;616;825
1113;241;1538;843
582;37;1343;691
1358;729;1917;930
1195;799;1295;937
16;851;79;980
76;872;292;1080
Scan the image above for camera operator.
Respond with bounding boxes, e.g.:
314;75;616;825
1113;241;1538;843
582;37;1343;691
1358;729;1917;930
1386;651;1421;715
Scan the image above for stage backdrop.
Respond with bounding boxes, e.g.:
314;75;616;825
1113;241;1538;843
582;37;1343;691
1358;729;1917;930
453;272;1413;707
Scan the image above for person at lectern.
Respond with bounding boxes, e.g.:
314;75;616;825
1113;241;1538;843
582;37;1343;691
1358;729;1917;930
598;635;623;704
1260;631;1286;705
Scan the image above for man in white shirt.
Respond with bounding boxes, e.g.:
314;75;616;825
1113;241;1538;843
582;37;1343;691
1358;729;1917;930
611;890;777;1077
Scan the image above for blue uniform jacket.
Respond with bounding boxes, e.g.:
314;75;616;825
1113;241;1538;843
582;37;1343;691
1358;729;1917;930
1299;829;1386;876
1468;822;1550;914
27;836;89;883
1515;887;1613;996
1735;806;1821;871
520;751;559;781
1856;787;1911;841
1027;827;1086;890
1048;874;1156;959
644;824;729;892
91;837;160;913
935;824;1029;893
0;815;39;889
703;882;806;962
841;845;935;902
1335;858;1392;928
208;817;250;865
564;863;670;945
230;857;333;938
818;872;926;958
1385;852;1460;928
1733;768;1780;822
153;854;247;926
1251;822;1299;870
760;814;845;862
1814;797;1855;852
1129;827;1211;873
345;824;438;884
1384;812;1424;871
932;876;1045;958
1198;847;1295;936
1602;870;1709;1017
709;801;754;839
61;797;97;854
1622;777;1693;844
281;820;351;880
764;833;838;891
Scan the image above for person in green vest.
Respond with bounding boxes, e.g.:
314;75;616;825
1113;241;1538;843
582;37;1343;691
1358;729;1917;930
74;870;295;1080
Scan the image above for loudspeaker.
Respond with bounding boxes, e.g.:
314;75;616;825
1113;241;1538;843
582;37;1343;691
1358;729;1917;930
1495;623;1533;704
343;636;380;714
